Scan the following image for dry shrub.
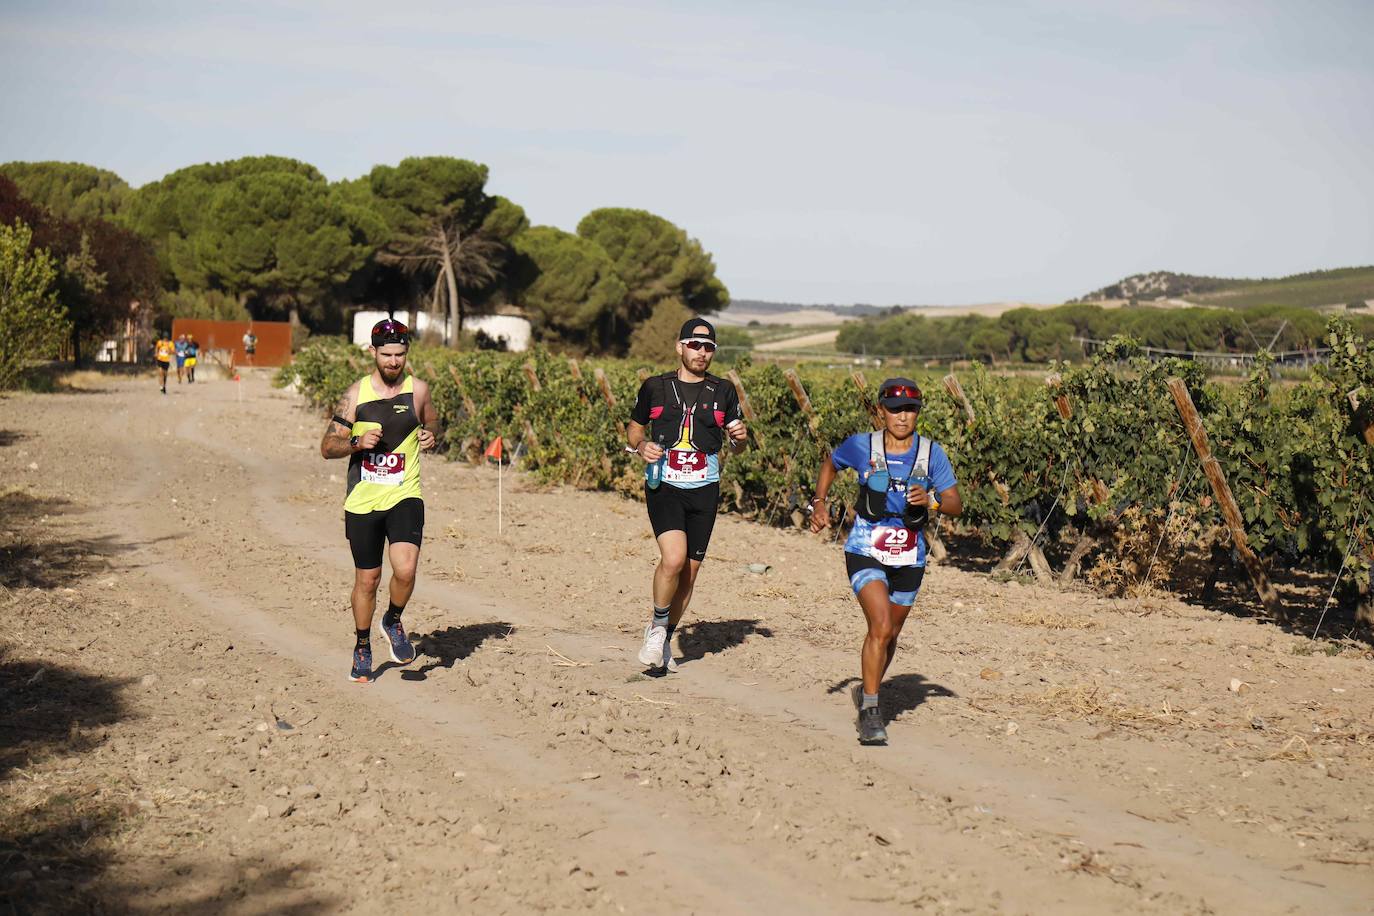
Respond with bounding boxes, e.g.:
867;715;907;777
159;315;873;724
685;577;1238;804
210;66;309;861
993;610;1097;630
1086;503;1217;597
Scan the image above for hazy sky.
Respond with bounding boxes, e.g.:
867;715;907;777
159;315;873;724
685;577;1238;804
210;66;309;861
2;0;1371;304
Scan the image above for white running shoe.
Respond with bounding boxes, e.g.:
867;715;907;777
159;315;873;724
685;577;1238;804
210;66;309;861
663;636;678;673
638;623;667;668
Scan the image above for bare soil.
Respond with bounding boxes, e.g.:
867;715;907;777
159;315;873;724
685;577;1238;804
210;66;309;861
2;371;1371;914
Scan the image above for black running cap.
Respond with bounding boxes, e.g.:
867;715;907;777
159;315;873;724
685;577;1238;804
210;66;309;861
371;318;410;347
678;317;716;343
878;377;923;409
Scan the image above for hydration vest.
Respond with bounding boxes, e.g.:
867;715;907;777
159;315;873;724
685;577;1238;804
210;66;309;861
854;431;932;523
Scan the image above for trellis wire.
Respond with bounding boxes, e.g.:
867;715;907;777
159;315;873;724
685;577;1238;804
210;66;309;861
1311;504;1367;641
1135;450;1202;590
1013;458;1074;577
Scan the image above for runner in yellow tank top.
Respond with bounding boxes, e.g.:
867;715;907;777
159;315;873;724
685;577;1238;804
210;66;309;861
320;319;439;683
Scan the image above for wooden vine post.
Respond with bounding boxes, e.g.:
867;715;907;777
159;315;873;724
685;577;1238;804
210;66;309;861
512;403;541;454
594;367;627;438
516;362;543;456
566;359;590;404
522;360;542;392
447;365;478;418
1348;388;1373;446
851;370;881;430
447;365;483;464
943;373;976;426
783;368;820;437
725;370;763;446
636;368;651;383
1045;372;1072;420
1167;377;1286;623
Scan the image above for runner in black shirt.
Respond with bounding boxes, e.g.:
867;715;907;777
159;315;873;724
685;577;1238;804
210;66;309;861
626;318;748;672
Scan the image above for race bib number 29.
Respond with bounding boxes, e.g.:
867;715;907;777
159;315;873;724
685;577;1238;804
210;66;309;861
361;451;406;486
869;526;920;566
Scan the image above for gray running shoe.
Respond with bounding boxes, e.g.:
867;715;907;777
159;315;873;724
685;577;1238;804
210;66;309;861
857;706;887;745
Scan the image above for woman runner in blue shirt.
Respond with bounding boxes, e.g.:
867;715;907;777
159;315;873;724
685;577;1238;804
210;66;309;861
809;377;961;745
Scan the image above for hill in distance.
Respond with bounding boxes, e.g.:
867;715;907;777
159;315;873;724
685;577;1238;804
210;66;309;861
1073;266;1374;310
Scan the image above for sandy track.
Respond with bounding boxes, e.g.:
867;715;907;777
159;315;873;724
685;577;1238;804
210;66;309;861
2;372;1372;914
755;329;840;352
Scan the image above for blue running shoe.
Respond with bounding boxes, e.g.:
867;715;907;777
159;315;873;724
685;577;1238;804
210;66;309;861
379;616;415;665
349;643;372;683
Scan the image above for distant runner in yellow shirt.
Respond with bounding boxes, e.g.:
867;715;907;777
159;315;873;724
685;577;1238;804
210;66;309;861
320;319;439;683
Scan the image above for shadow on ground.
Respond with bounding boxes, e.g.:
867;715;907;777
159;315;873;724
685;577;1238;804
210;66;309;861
0;491;173;590
403;621;514;681
676;618;774;663
827;672;957;723
0;655;130;908
2;795;335;914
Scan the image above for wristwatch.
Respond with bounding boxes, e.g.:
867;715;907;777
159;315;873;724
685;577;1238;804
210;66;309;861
349;435;360;450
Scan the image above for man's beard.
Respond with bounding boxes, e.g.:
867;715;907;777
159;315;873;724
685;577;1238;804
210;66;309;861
378;364;404;383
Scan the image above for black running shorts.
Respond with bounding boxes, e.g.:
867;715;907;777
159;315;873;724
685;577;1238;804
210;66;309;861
844;551;925;605
645;482;720;561
345;497;424;569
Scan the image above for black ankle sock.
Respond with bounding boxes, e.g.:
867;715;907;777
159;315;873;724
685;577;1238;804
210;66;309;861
355;628;370;648
665;623;676;640
382;602;403;627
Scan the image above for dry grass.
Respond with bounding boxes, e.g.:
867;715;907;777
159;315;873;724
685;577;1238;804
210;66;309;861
993;610;1098;630
54;370;112;391
1026;684;1189;729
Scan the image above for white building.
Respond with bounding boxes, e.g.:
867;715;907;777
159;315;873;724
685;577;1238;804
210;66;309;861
351;310;531;352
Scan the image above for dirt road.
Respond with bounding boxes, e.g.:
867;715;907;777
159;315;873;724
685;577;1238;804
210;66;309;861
2;372;1371;914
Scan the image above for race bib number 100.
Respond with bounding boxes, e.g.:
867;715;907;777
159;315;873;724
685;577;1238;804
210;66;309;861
361;451;406;486
869;526;920;566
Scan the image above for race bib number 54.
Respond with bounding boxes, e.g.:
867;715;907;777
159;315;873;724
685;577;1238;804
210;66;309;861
361;451;406;486
869;526;920;566
662;449;709;482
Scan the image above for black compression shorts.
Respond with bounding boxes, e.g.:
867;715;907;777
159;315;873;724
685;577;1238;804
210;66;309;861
844;551;925;605
345;498;424;569
645;482;719;562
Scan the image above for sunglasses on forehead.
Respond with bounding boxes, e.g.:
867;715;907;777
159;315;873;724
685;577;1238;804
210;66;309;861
680;338;717;352
371;319;410;345
880;384;922;402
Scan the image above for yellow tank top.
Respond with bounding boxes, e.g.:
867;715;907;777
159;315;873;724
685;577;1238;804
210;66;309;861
155;340;175;361
344;375;422;514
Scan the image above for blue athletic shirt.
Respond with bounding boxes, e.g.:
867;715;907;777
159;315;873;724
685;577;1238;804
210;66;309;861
830;433;958;566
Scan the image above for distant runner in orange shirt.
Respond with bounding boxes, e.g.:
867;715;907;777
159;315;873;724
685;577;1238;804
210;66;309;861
153;337;175;394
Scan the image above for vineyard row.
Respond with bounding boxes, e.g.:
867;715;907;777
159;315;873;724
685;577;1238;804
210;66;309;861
280;318;1374;625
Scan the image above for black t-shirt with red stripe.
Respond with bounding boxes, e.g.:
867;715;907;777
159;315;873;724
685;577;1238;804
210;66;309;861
630;371;742;453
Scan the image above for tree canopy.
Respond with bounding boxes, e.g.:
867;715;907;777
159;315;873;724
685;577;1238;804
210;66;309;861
0;161;131;222
126;158;382;326
0;174;159;361
0;219;68;387
576;207;728;340
511;226;626;347
837;301;1374;363
357;157;526;343
2;155;732;358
